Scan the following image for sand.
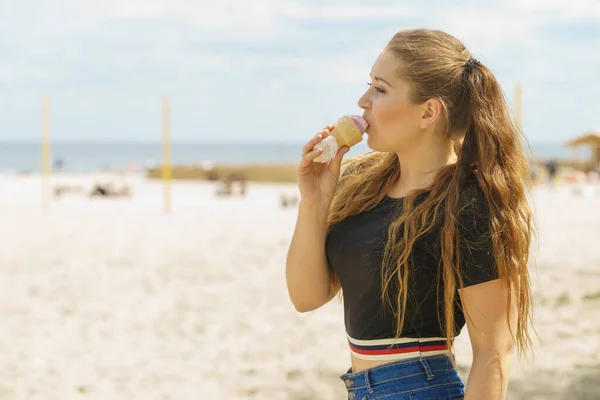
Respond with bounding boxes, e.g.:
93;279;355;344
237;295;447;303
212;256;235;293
0;173;598;399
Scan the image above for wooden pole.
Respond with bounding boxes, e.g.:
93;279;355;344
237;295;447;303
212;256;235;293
162;97;172;213
42;95;51;210
514;83;523;133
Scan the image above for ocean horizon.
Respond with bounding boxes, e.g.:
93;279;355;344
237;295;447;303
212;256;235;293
0;140;587;173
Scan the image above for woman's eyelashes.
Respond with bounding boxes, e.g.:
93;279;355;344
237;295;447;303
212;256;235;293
367;82;385;94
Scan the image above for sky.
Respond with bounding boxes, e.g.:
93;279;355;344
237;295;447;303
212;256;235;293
0;0;599;143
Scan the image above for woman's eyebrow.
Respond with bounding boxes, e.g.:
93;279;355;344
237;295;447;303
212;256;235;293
370;73;393;88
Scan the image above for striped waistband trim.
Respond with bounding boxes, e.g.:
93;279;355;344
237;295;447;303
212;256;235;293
347;334;452;361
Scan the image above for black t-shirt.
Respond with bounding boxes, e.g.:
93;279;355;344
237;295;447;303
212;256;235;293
325;177;498;341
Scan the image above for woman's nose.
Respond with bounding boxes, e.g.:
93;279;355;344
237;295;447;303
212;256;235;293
357;92;370;110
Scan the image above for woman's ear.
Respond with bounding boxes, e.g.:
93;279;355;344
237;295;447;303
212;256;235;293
419;98;442;129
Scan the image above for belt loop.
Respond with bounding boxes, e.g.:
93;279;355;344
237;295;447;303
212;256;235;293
419;357;435;381
364;369;374;393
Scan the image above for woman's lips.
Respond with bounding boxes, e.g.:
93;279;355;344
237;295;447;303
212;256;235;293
361;116;371;131
350;115;368;133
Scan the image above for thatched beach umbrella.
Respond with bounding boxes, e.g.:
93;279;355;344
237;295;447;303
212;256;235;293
564;131;600;169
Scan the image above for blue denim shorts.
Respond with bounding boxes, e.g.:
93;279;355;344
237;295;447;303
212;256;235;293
339;355;464;400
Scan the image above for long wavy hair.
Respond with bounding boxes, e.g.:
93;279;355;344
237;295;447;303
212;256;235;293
327;29;534;357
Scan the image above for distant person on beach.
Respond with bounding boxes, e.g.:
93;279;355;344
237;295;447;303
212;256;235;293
286;29;534;400
529;160;540;185
546;159;558;186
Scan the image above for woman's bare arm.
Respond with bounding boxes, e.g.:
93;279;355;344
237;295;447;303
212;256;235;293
459;278;518;400
285;201;340;312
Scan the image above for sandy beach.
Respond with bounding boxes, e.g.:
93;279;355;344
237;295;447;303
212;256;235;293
0;172;599;400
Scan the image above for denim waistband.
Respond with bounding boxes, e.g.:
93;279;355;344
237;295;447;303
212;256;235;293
339;354;459;392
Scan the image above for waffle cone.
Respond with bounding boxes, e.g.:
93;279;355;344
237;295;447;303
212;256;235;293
331;116;364;148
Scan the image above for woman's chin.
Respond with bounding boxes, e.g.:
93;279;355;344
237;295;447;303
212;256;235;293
366;134;377;150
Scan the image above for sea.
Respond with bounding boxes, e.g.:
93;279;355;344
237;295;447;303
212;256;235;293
0;140;585;173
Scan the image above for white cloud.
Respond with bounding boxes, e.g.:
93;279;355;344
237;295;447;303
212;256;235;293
313;57;374;85
435;8;546;53
511;0;600;19
94;1;415;32
282;4;415;20
215;52;378;86
99;0;168;20
436;0;600;54
1;1;414;56
0;0;286;42
523;37;600;82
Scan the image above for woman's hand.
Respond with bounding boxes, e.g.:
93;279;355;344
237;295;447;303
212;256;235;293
297;126;349;207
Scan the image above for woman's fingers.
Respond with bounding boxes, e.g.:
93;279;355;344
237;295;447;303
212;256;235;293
299;148;324;168
302;130;327;156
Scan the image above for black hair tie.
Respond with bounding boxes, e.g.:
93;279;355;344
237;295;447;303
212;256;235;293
464;57;481;74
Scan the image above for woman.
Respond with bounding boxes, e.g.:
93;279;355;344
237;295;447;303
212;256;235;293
286;29;534;399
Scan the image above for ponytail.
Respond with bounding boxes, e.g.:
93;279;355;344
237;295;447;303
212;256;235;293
459;57;535;355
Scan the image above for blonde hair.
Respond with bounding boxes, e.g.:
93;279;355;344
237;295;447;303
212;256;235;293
328;29;534;357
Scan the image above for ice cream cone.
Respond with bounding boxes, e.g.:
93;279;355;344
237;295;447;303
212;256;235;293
331;115;365;148
313;115;368;163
